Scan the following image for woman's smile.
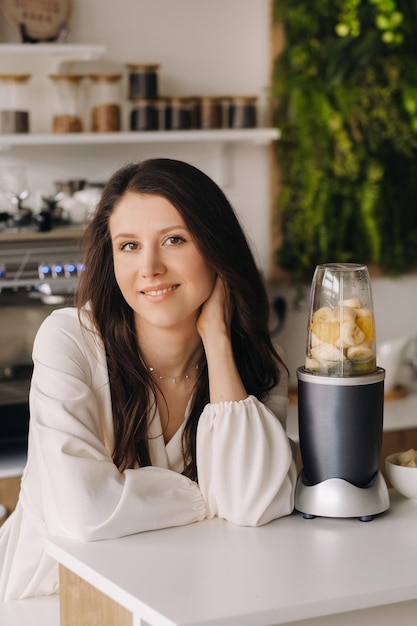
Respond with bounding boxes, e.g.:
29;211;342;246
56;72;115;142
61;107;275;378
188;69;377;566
140;284;179;299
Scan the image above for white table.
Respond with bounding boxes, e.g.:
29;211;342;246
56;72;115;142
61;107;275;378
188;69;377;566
45;490;417;626
0;595;59;626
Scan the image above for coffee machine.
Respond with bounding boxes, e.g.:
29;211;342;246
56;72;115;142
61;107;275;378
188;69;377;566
295;263;390;521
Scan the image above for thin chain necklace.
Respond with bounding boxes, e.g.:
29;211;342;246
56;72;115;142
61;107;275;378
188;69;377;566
149;362;200;384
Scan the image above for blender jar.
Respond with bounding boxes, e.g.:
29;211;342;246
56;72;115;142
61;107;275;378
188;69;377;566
305;263;377;376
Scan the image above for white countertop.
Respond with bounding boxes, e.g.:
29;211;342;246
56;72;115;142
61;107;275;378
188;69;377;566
45;491;417;626
0;595;59;626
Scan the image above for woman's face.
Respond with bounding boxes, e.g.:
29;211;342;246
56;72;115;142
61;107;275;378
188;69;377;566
109;191;216;333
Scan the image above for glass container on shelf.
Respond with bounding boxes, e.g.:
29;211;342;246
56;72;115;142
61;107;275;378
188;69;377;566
0;74;31;134
126;63;159;100
227;96;258;128
129;99;159;131
88;73;122;132
49;74;85;133
164;97;192;130
199;97;223;129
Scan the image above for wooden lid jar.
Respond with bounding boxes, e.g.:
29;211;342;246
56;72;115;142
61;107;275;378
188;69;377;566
49;74;85;133
129;99;159;131
198;96;224;129
0;74;31;133
227;96;257;128
88;73;122;132
126;63;160;100
164;96;193;130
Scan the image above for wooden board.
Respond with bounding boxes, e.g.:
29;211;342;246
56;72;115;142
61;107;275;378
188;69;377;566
1;0;72;40
59;565;133;626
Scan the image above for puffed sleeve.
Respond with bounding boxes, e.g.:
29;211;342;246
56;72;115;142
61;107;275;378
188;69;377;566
196;392;297;527
29;309;206;541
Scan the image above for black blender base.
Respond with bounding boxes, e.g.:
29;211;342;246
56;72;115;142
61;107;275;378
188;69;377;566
295;470;390;521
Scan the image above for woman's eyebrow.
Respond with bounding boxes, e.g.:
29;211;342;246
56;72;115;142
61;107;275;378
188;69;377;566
112;225;188;240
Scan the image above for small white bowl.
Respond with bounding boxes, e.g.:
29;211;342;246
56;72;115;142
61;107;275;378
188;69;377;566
385;453;417;501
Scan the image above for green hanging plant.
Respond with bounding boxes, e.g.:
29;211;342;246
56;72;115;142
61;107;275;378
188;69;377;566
272;0;417;283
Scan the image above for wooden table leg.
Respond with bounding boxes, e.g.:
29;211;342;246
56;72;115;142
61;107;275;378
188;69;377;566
59;564;133;626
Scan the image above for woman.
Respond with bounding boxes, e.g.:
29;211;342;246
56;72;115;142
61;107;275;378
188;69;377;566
0;158;296;601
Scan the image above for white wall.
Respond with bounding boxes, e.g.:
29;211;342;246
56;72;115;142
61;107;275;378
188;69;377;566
0;0;274;275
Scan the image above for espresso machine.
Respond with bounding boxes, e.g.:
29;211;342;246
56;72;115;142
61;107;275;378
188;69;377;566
295;263;390;521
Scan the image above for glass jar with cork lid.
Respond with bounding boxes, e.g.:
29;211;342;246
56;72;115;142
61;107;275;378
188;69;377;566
126;63;160;100
165;96;193;130
49;74;85;133
88;73;122;132
199;96;223;129
228;96;258;128
0;74;31;133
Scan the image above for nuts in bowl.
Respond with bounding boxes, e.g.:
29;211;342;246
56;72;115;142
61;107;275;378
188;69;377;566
385;449;417;501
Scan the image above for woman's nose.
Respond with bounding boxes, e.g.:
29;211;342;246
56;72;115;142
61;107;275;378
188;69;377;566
140;247;165;277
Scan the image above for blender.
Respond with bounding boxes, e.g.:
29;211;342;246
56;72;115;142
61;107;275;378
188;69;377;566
295;263;390;521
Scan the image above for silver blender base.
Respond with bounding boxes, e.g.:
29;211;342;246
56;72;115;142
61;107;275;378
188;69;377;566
295;471;390;521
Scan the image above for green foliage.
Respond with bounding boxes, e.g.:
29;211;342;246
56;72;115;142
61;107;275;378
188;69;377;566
272;0;417;282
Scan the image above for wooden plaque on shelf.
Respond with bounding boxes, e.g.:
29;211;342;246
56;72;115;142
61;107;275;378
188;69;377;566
1;0;72;42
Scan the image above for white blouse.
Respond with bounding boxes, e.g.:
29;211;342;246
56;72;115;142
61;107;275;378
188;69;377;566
0;308;296;601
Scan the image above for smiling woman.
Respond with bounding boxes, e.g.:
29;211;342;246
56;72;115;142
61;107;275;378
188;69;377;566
0;158;297;602
109;192;216;337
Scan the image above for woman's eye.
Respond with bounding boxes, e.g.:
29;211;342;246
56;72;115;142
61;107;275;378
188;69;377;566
120;242;138;251
165;236;185;246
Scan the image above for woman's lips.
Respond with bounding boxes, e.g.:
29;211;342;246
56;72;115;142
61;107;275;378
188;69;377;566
141;285;179;297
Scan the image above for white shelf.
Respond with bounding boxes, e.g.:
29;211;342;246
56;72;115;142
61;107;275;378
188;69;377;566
0;128;280;150
0;43;106;59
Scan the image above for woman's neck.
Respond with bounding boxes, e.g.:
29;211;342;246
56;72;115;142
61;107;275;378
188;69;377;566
136;322;203;378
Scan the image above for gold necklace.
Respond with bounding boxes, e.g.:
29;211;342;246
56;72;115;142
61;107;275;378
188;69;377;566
149;362;200;384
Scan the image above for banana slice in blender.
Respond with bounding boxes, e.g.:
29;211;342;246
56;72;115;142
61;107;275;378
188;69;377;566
355;309;375;342
338;320;365;347
346;344;374;361
342;298;363;308
311;342;345;362
312;306;334;322
333;305;356;321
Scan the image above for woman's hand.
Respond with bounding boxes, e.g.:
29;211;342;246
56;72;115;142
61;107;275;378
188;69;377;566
197;277;247;402
196;276;233;342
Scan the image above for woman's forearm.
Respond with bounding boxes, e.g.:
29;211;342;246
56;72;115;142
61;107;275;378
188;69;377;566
202;332;247;403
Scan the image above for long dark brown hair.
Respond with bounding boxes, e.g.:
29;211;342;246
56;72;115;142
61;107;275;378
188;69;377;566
76;158;285;480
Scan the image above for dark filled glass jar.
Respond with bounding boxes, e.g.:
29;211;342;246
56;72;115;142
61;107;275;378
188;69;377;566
126;64;160;100
199;96;223;129
130;99;159;131
188;96;202;129
228;96;257;128
165;97;192;130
